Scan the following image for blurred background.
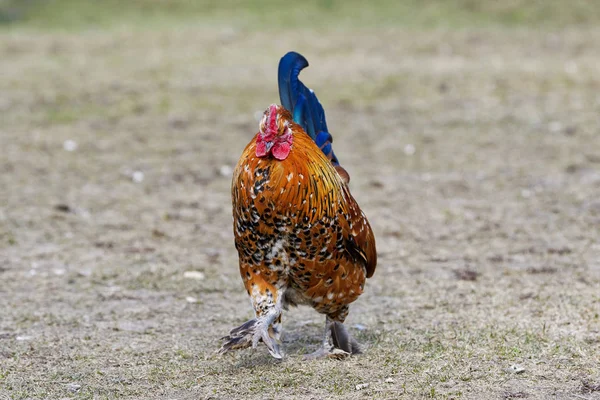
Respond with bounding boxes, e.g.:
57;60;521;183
1;1;599;399
2;0;600;29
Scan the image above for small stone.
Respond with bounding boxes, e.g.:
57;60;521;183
183;271;205;280
16;335;33;341
385;377;395;383
132;171;144;183
63;140;78;152
219;165;233;177
185;296;198;303
355;383;369;391
507;364;525;374
403;144;416;156
67;383;81;393
520;189;532;198
54;204;72;213
352;323;367;331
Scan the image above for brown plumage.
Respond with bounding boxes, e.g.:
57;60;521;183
219;53;376;359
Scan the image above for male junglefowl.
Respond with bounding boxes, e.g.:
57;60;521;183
219;51;376;359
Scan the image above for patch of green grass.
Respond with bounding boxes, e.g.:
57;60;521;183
2;0;600;31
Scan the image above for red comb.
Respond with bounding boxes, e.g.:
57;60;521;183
267;104;278;135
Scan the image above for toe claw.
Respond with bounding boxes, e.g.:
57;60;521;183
219;317;284;359
302;346;350;360
268;345;284;359
328;348;351;360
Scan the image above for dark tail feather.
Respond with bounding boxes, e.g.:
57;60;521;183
278;52;308;117
278;51;341;167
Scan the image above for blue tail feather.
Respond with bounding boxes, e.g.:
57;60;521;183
278;51;340;166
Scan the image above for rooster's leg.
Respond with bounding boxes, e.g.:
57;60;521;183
219;280;284;359
303;306;362;360
302;316;339;360
253;307;283;359
302;316;351;360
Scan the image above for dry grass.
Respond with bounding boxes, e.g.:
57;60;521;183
1;4;600;399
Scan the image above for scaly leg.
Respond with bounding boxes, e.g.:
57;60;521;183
219;278;284;359
303;316;341;360
303;307;362;360
330;320;361;355
302;316;360;360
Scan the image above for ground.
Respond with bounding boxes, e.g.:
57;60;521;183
1;2;600;399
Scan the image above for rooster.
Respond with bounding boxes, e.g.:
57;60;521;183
219;51;376;359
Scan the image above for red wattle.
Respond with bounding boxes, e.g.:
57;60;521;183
256;140;267;157
272;142;291;160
